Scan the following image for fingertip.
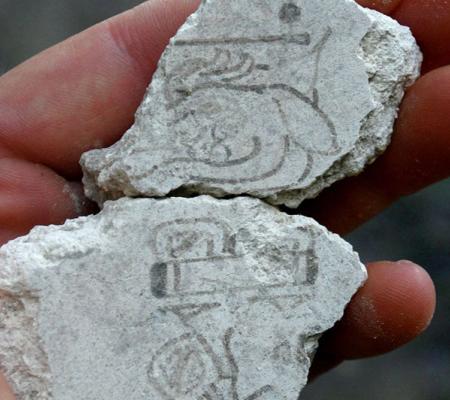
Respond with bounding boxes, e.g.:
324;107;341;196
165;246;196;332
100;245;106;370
319;260;436;360
367;260;436;346
356;0;403;15
392;0;450;72
385;66;450;197
106;0;202;79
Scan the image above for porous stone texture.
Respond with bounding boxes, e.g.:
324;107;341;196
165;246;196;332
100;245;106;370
0;196;366;400
81;0;421;208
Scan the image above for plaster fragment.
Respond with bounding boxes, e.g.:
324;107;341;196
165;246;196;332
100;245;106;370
0;196;366;399
81;0;421;207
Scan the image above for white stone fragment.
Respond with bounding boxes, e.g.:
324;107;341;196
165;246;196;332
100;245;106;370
81;0;421;208
0;196;366;400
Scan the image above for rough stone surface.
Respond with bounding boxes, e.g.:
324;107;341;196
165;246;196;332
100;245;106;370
0;196;366;400
81;0;421;208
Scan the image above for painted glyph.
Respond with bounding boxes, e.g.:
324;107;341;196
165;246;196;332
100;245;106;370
0;197;366;399
82;0;421;207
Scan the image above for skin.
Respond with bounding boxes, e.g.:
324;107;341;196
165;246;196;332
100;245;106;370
0;0;448;396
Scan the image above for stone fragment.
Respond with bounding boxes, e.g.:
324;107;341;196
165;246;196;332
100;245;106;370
81;0;421;208
0;196;366;400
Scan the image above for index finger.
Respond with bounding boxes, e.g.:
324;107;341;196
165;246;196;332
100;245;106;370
0;0;201;179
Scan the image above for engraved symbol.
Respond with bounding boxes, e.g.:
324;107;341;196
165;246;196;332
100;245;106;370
158;22;339;188
272;340;295;363
148;219;320;398
150;262;169;299
150;218;240;299
279;3;302;23
148;329;274;400
179;120;263;168
272;335;310;365
148;333;217;399
150;219;319;301
174;34;311;47
162;302;222;326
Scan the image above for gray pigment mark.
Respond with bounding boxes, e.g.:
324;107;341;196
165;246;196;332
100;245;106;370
158;82;339;185
221;328;274;400
150;218;244;298
151;276;287;299
148;331;236;400
187;134;290;185
147;333;192;400
148;333;206;399
147;218;320;397
306;28;333;95
271;335;311;373
151;218;238;258
149;219;319;299
151;24;340;187
174;349;205;395
153;125;287;184
223;328;239;400
245;386;274;400
155;254;241;266
200;392;215;400
161;303;222;326
272;340;294;363
199;51;254;79
201;383;223;400
167;136;263;169
279;2;302;24
195;334;228;377
147;332;221;399
220;54;256;83
125;29;336;190
189;136;290;184
150;263;168;299
173;33;311;47
248;293;306;310
304;248;319;285
255;64;270;71
249;287;285;311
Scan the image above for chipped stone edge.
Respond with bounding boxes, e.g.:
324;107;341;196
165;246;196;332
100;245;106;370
269;7;422;207
0;196;367;400
0;254;52;400
0;215;97;400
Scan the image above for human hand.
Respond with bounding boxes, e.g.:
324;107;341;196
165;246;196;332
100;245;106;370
0;0;448;397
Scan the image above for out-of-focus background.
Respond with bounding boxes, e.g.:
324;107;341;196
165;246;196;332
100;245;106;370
0;1;448;399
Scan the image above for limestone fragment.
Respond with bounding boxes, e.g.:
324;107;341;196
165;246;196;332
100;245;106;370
0;196;366;400
81;0;421;208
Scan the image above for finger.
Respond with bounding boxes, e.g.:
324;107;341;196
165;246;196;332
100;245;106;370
0;373;15;400
393;0;450;72
0;158;95;246
356;0;403;15
356;0;450;73
0;0;201;179
309;260;436;380
299;66;450;235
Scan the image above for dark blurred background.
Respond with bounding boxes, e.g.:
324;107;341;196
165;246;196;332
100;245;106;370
0;1;448;399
